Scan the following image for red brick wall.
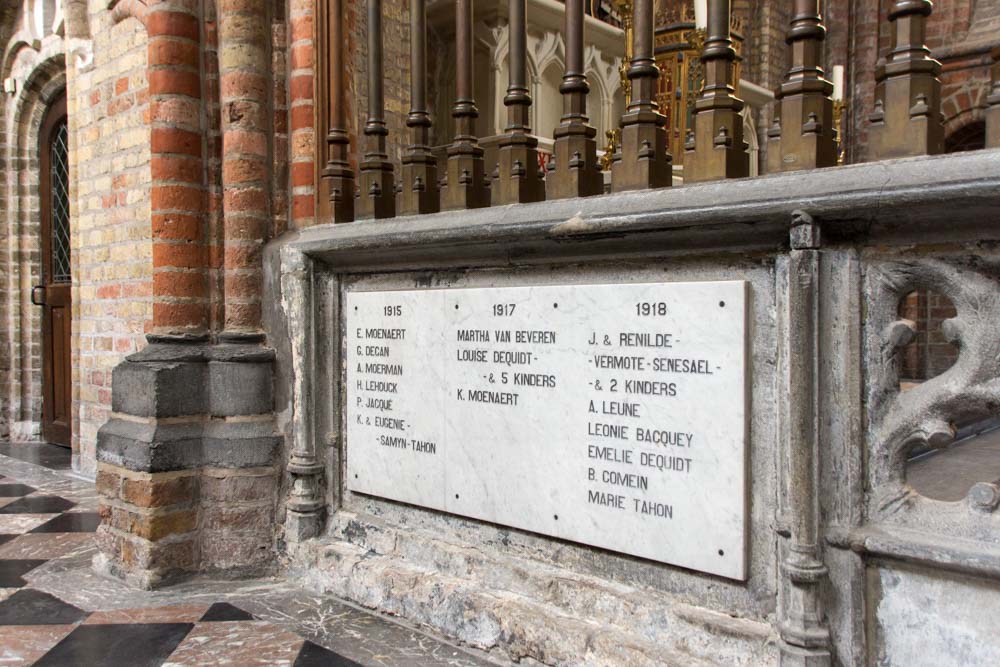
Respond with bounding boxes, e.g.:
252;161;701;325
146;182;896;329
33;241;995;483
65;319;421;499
899;289;959;382
289;0;317;228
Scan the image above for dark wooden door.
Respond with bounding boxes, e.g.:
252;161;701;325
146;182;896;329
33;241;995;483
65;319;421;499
38;94;71;446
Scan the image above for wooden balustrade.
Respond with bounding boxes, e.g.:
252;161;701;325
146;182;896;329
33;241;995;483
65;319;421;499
321;0;995;224
987;47;1000;149
399;0;440;215
767;0;836;172
322;0;354;223
546;0;604;200
867;0;943;159
442;0;491;210
357;0;395;218
611;0;672;192
495;0;546;204
683;0;749;182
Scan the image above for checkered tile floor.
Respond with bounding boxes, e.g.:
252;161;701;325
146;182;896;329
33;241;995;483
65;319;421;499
0;445;493;667
0;460;358;666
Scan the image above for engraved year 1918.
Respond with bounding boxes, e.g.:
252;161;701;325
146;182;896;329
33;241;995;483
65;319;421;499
635;302;668;316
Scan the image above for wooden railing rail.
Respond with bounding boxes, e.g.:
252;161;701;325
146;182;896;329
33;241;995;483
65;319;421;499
322;0;993;223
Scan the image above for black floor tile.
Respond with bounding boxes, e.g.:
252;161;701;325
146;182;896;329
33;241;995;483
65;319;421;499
294;640;364;667
199;601;255;622
0;483;36;497
0;559;47;587
0;443;72;470
0;495;76;514
30;512;101;533
0;588;88;624
0;534;16;547
34;623;194;667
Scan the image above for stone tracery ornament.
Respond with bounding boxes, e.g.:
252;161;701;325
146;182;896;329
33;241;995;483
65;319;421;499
866;259;1000;514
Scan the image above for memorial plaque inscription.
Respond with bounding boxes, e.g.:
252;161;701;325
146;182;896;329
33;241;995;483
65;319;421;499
345;281;749;579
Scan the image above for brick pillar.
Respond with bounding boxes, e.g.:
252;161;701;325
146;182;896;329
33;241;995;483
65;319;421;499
220;0;271;334
147;2;210;337
96;0;282;588
289;0;318;228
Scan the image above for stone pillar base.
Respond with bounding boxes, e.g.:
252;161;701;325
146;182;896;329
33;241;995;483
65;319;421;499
779;643;832;667
95;338;281;588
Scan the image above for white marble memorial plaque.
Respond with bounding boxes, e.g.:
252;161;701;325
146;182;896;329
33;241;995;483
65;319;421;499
345;280;749;579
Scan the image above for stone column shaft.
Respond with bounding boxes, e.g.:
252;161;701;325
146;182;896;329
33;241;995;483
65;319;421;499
779;212;831;666
281;248;325;541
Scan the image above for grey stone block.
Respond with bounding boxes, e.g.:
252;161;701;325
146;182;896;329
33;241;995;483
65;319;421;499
207;360;273;417
97;418;204;473
202;420;281;469
112;361;206;418
97;417;280;473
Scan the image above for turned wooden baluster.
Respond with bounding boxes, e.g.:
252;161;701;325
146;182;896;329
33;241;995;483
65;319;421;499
611;0;671;191
399;0;439;215
495;0;545;204
867;0;943;160
767;0;836;172
684;0;749;182
546;0;603;199
322;0;354;223
442;0;490;210
986;47;1000;149
358;0;395;219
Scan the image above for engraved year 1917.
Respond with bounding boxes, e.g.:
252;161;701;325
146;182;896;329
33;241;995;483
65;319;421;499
493;303;516;316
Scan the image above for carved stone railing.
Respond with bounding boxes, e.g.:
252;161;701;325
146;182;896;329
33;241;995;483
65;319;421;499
272;149;1000;665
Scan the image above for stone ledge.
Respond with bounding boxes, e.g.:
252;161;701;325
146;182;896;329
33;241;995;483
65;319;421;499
289;150;1000;272
97;418;280;473
290;511;778;666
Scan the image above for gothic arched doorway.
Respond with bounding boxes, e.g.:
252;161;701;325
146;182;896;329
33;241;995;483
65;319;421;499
36;92;71;446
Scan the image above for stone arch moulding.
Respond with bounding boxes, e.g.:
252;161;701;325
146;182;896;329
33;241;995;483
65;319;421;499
1;33;40;85
531;29;562;76
944;116;987;152
2;45;67;442
941;83;986;133
107;0;149;27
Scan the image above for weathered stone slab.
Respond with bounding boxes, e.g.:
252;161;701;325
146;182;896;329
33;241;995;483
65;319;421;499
345;280;748;579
